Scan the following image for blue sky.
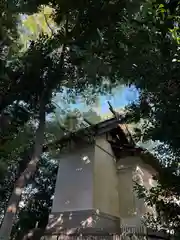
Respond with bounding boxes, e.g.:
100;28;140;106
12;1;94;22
52;85;156;151
96;85;138;115
19;13;139;118
54;85;139;118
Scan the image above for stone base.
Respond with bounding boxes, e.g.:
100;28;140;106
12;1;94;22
45;209;120;235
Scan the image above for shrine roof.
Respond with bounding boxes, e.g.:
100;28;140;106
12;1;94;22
44;117;162;173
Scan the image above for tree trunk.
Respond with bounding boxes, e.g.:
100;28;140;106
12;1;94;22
0;101;46;240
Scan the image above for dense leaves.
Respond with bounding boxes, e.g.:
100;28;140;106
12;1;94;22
1;0;180;238
123;0;180;236
11;154;58;239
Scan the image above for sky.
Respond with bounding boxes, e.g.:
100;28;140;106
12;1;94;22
54;85;139;119
94;85;138;115
19;12;139;118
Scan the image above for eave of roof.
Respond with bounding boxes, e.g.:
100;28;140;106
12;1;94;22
43;117;122;150
43;117;162;173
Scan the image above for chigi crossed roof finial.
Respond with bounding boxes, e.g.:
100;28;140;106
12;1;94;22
107;101;121;120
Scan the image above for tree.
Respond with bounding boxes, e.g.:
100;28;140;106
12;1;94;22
134;143;180;238
11;153;58;240
3;0;178;237
2;107;99;240
120;0;180;236
0;99;46;240
0;0;129;236
19;5;56;50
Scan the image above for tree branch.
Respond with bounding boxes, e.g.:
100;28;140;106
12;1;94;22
43;8;54;36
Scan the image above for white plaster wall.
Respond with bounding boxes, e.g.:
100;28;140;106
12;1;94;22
117;156;143;222
52;144;94;212
117;168;136;219
93;135;119;217
133;164;157;217
117;156;146;170
117;156;157;228
51;133;157;230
